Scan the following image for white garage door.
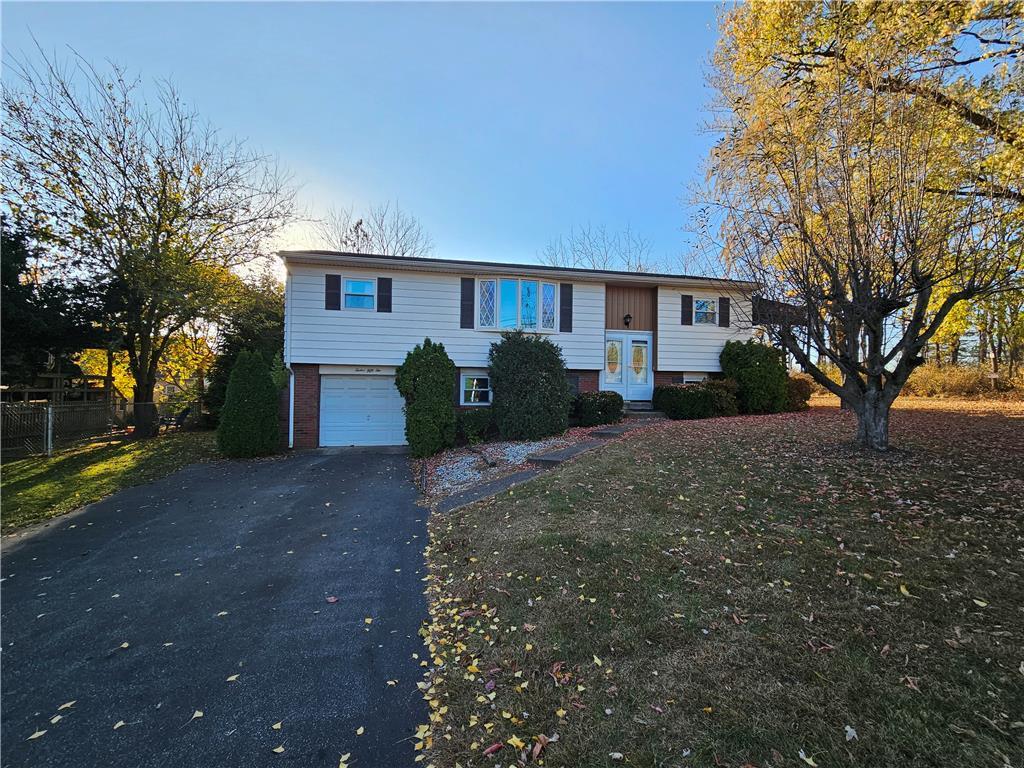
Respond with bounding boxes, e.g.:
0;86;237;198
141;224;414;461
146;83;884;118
319;375;407;447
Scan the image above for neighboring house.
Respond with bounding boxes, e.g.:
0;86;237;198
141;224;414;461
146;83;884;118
281;250;756;448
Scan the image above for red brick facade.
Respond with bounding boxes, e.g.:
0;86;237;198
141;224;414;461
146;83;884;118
290;363;321;449
568;369;599;393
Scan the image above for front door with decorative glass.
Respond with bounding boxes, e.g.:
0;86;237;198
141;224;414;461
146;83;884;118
600;331;654;402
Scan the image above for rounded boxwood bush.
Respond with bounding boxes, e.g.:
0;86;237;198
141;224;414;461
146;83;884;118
652;384;715;420
217;350;281;457
705;378;740;417
457;408;494;444
489;331;572;440
720;340;788;414
395;338;457;458
573;391;624;426
785;374;813;412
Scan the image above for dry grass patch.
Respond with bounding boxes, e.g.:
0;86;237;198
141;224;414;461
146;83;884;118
421;401;1023;767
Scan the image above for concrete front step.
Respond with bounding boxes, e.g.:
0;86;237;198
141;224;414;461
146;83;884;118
625;409;665;419
527;440;605;466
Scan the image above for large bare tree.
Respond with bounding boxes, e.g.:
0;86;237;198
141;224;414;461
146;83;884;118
2;49;295;436
540;224;662;272
315;201;433;258
704;2;1022;450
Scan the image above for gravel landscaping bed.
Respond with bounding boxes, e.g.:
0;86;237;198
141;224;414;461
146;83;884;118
417;424;622;499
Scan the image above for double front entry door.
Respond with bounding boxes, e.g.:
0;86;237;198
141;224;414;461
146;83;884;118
600;331;654;402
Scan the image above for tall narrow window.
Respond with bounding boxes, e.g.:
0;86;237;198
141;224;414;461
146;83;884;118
478;279;496;328
541;283;557;329
520;280;538;329
499;279;518;328
344;278;375;310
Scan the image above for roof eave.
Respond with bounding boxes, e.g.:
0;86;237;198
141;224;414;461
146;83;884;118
277;250;756;291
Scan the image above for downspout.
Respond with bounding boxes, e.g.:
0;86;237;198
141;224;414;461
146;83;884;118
284;262;295;449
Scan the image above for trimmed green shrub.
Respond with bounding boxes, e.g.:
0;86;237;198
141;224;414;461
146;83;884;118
573;391;624;426
489;331;572;440
217;350;281;457
457;408;494;444
705;378;740;417
786;374;814;411
720;340;788;414
395;338;457;458
652;384;715;420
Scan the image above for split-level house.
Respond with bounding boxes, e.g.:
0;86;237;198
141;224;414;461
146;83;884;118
281;250;756;448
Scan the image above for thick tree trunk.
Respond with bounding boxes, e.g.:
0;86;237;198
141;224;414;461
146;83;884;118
132;379;159;438
853;396;890;451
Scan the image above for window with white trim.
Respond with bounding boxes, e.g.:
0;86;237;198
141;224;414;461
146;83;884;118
344;278;375;310
478;278;557;330
694;298;717;325
461;374;491;406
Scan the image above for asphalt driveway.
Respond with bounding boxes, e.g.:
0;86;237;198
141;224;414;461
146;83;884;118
0;449;427;768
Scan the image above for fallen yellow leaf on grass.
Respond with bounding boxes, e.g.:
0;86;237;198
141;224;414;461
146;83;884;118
972;598;989;607
113;720;125;730
555;708;567;718
272;721;283;730
799;749;818;766
899;584;915;598
272;745;285;754
508;735;526;750
593;655;602;666
27;730;46;740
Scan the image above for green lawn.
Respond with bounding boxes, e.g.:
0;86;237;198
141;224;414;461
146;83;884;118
421;400;1024;767
1;431;217;530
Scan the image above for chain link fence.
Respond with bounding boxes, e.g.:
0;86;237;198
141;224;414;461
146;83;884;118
1;400;201;460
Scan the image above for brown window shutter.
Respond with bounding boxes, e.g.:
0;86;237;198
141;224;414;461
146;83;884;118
680;294;693;325
718;296;730;327
460;278;475;328
377;277;392;313
559;284;573;332
325;274;341;310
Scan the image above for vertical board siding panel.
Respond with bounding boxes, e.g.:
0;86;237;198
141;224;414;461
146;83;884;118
605;285;654;330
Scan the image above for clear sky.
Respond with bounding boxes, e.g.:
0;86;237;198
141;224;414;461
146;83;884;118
2;1;722;267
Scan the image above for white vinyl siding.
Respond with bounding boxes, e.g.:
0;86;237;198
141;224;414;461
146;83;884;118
656;287;753;372
286;265;605;370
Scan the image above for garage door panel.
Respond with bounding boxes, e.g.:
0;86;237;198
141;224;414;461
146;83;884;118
319;375;406;447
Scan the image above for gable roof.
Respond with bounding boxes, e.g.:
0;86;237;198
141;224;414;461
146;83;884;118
278;250;756;290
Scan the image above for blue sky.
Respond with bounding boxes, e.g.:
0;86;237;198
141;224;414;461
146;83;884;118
3;2;722;267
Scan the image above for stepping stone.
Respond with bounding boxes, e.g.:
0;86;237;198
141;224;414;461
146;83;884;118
527;440;604;466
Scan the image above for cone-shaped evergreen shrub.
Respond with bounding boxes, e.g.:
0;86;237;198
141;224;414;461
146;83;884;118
217;350;281;457
489;331;572;440
395;338;457;458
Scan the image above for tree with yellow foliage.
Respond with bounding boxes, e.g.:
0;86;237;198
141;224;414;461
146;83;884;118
706;1;1022;449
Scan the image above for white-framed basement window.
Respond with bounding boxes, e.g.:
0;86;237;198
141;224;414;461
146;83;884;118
343;278;376;310
694;298;717;325
477;278;557;331
461;373;491;406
